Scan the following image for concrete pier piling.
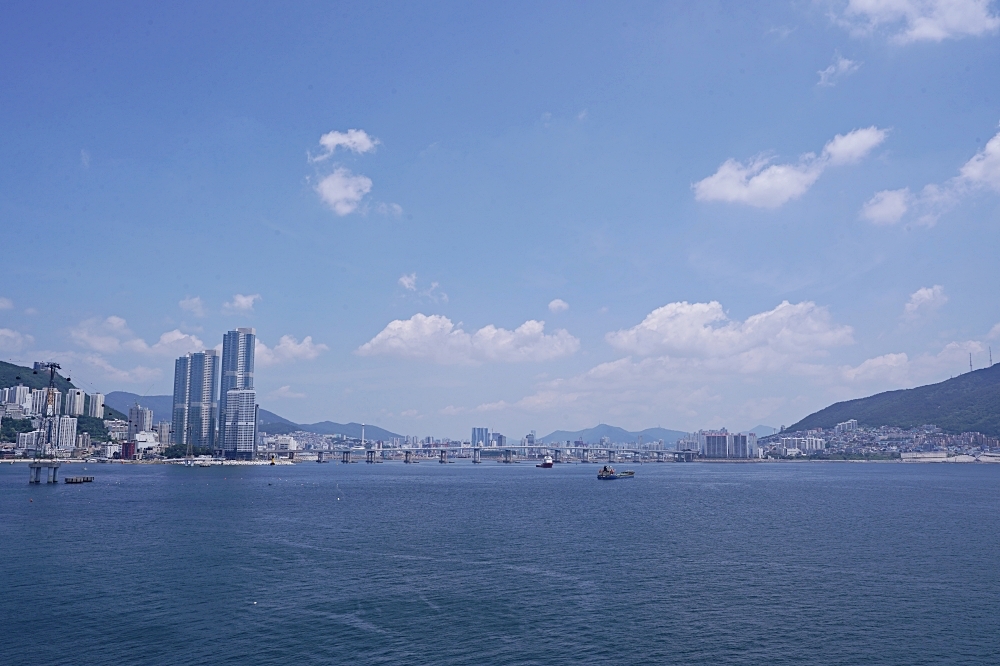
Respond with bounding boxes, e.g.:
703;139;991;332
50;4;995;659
28;461;60;484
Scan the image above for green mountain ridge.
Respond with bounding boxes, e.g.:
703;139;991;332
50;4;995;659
788;364;1000;436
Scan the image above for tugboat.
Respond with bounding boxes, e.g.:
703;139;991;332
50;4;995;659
536;455;554;468
597;465;634;480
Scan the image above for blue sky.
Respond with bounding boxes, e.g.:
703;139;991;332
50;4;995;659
2;1;999;438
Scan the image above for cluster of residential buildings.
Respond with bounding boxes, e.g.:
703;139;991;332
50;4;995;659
0;328;260;461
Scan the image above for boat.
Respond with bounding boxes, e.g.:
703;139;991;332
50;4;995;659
536;455;554;468
597;465;634;480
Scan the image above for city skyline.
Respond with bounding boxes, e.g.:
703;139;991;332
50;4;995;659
1;3;999;438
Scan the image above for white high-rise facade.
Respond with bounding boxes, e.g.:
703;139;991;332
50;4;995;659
64;389;86;416
57;416;77;449
31;388;61;417
220;328;256;459
171;350;219;450
128;404;153;439
87;392;105;417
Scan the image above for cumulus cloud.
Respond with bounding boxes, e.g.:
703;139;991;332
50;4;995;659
398;273;417;291
270;385;306;399
693;127;887;208
312;129;379;161
817;54;861;86
255;335;328;366
838;0;1000;43
71;317;204;356
0;297;13;310
315;168;373;215
861;188;911;224
223;293;261;313
548;299;570;313
0;328;33;352
865;131;1000;225
606;300;854;370
356;314;580;365
179;296;206;317
840;352;910;383
903;285;947;319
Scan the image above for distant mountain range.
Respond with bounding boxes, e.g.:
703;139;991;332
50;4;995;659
540;424;688;445
788;364;1000;436
104;392;401;440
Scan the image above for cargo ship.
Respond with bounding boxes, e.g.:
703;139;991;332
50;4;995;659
536;455;554;468
597;465;634;480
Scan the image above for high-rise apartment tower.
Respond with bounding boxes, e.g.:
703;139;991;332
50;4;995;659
220;328;257;459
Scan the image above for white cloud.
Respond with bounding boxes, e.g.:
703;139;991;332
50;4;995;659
223;293;261;313
312;129;379;162
128;330;205;356
860;131;1000;225
376;202;403;216
693;127;886;208
255;335;328;366
548;299;570;313
839;0;1000;43
270;385;306;399
439;405;465;415
822;126;888;166
0;328;33;352
0;297;12;310
817;54;861;86
861;188;911;224
316;168;373;215
179;296;206;317
71;317;204;356
398;273;417;291
356;314;581;365
398;274;448;303
840;352;909;383
606;300;854;369
903;285;947;319
958;131;1000;191
399;409;419;417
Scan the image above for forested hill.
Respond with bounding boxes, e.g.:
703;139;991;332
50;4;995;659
788;364;1000;436
0;360;74;392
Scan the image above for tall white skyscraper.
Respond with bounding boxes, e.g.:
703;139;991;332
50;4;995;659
57;416;78;449
171;350;219;450
87;392;105;418
223;389;258;459
64;389;86;416
471;427;489;447
128;404;153;439
5;385;29;406
219;328;256;458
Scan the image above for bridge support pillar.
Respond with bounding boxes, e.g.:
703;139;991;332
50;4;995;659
608;450;616;463
472;448;481;464
503;449;514;463
581;448;590;463
28;461;59;484
342;450;351;464
439;449;448;464
552;449;561;463
404;450;413;464
366;450;375;464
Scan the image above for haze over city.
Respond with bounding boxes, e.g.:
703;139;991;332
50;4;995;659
2;1;999;438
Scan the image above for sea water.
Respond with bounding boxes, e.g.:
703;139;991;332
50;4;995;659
1;460;998;665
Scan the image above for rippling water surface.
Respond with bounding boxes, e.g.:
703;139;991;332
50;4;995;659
2;460;999;665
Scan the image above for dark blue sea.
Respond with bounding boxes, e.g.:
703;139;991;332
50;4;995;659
2;460;999;665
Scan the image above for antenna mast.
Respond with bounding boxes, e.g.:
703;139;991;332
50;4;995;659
970;353;973;373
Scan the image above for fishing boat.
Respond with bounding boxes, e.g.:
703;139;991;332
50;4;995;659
597;465;634;480
536;455;554;468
